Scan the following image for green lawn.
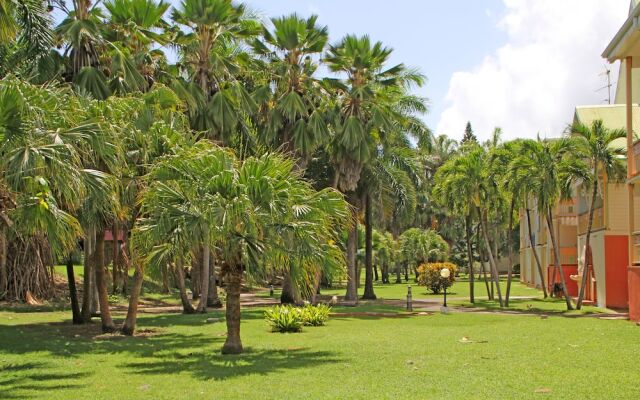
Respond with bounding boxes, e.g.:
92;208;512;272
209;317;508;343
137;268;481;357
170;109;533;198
1;305;639;399
259;275;541;301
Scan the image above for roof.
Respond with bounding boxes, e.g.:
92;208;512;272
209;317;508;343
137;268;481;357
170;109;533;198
573;104;640;149
602;1;640;61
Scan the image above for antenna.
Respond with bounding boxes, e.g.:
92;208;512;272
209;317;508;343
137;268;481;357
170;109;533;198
596;66;614;104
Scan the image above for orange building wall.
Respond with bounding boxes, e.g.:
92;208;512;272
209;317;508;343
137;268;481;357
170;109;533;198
547;265;578;296
604;235;629;309
629;267;640;321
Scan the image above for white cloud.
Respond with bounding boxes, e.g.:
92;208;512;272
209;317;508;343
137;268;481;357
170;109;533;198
436;0;629;141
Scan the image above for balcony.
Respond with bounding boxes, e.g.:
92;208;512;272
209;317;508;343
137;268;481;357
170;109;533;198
552;246;578;266
578;207;604;234
633;140;640;177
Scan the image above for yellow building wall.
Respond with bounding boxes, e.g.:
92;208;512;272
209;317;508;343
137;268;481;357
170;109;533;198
606;182;630;235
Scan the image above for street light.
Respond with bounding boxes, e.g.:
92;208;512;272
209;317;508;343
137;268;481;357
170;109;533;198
440;268;451;309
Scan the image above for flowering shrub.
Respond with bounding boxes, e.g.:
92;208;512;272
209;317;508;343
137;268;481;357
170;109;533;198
265;304;332;332
417;262;457;294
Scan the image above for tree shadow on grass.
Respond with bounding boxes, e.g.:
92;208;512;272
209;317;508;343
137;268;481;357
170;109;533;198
0;362;88;400
123;346;343;381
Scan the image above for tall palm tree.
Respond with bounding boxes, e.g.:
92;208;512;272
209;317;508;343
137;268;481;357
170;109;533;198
570;119;626;309
511;138;588;310
324;35;424;301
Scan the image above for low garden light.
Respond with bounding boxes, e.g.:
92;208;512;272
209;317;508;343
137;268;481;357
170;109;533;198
440;268;450;308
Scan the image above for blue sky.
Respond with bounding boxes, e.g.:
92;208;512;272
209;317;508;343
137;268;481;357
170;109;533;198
240;0;507;138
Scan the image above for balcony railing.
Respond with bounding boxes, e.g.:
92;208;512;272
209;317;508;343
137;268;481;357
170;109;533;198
633;140;640;177
578;207;604;234
552;246;578;265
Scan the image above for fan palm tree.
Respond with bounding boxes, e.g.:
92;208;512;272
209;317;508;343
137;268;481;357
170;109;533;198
133;144;349;353
570;119;626;309
324;35;424;301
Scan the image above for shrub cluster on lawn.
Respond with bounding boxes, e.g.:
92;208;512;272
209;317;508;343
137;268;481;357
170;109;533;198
264;304;331;332
417;262;457;294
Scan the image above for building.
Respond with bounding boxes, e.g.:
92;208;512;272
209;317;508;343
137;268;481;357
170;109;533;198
602;0;640;321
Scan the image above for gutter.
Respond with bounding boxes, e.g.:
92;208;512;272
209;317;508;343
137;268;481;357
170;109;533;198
603;4;640;61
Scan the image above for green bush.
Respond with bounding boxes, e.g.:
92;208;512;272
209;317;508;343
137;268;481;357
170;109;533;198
264;305;304;333
301;304;331;326
417;262;457;294
265;304;332;332
512;263;520;275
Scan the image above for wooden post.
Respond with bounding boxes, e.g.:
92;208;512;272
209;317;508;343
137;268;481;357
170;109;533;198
626;57;635;266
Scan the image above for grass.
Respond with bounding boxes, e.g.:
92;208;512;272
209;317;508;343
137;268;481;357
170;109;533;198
1;304;639;399
259;275;541;301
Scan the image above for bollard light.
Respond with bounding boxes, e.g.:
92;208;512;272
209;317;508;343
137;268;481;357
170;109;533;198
406;286;413;311
440;268;450;308
269;285;274;297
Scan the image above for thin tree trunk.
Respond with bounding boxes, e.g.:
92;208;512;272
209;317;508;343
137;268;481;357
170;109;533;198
505;199;515;307
465;215;475;304
476;224;492;299
0;227;7;300
207;252;222;308
479;209;504;307
363;193;376;300
525;207;549;298
221;268;243;355
66;256;81;324
111;222;119;294
373;264;379;281
80;229;94;323
546;209;573;310
161;264;170;294
175;256;195;314
191;248;201;300
345;212;358;302
196;241;210;313
577;171;598;309
94;229;116;332
122;261;144;335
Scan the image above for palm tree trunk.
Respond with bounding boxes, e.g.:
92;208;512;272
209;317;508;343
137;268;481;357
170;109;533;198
505;199;515;307
0;227;7;300
80;229;94;323
196;241;210;313
175;256;195;314
362;193;376;300
111;222;119;294
345;210;358;302
207;252;222;308
161;263;170;293
525;207;548;298
94;229;116;332
545;209;573;310
122;261;144;336
191;247;201;300
221;267;243;355
479;210;504;307
476;224;492;299
66;256;82;324
280;271;299;304
465;215;475;303
577;172;598;309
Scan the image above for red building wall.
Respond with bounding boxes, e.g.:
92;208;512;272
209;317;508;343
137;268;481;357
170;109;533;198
604;236;629;309
547;265;578;297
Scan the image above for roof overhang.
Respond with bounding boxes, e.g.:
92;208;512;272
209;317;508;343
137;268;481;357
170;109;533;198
603;4;640;62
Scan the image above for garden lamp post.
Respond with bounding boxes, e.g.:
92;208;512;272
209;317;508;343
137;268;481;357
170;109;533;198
440;268;450;308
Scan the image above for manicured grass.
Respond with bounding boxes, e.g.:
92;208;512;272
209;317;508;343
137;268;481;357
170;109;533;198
260;275;541;301
1;305;639;399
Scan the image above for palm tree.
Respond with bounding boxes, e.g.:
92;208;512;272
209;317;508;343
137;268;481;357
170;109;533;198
511;138;588;310
134;144;349;353
324;35;424;301
252;13;330;303
399;228;448;280
570;119;626;309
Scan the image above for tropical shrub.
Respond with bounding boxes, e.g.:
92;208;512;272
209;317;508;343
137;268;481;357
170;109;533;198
301;304;331;326
264;305;304;333
417;262;457;294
